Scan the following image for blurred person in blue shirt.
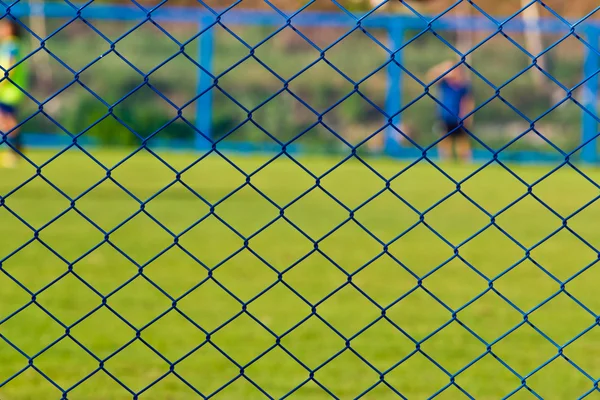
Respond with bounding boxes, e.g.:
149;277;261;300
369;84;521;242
427;61;475;162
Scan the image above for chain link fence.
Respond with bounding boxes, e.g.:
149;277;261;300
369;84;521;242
1;0;600;398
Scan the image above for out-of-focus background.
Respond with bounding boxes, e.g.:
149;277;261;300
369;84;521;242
10;0;600;160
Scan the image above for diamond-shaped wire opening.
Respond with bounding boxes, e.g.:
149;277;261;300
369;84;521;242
45;17;112;72
317;284;380;337
143;181;211;234
500;67;564;122
250;90;316;144
104;339;168;393
249;219;313;270
177;279;240;333
423;258;487;310
530;100;584;154
179;152;246;202
74;179;143;232
143;247;209;298
421;321;486;375
70;306;133;360
386;287;450;342
509;2;572;50
211;313;274;366
528;292;595;346
283;251;347;304
314;350;379;399
526;356;593;399
38;209;105;261
458;291;524;343
0;304;64;357
470;96;532;152
109;149;176;200
247;283;310;335
319;158;385;209
114;19;181;75
318;221;383;274
455;353;522;399
79;52;144;105
43;81;109;136
324;28;390;83
533;166;600;217
245;347;309;398
287;59;354;114
281;315;344;370
72;243;137;296
146;52;201;108
530;229;597;281
108;213;174;265
350;319;414;372
492;324;557;377
353;189;420;243
388;161;456;212
2;241;67;300
471;32;531;88
40;148;108;197
111;83;179;140
460;164;526;215
460;225;525;278
495;194;562;248
353;253;417;307
290;126;350;167
424;192;490;245
142;310;205;361
284;187;349;240
217;57;283;112
252;24;322;81
494;259;559;312
36;273;99;326
177;217;244;269
33;337;98;390
212;248;278;302
175;343;238;396
539;33;586;88
107;276;171;328
387;222;454;277
213;185;279;237
383;352;449;398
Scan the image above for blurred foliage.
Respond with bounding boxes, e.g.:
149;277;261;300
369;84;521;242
19;17;589;152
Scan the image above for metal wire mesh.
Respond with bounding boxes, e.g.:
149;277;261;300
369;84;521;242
1;0;600;398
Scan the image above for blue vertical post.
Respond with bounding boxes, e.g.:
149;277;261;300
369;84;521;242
384;18;405;157
582;27;600;164
195;15;215;149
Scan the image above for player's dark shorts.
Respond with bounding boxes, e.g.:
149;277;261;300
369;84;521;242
0;102;21;148
0;102;16;117
441;120;467;138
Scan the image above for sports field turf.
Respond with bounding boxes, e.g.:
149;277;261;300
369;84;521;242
2;149;600;399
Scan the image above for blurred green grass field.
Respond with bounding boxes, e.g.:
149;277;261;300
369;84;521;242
2;149;600;399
